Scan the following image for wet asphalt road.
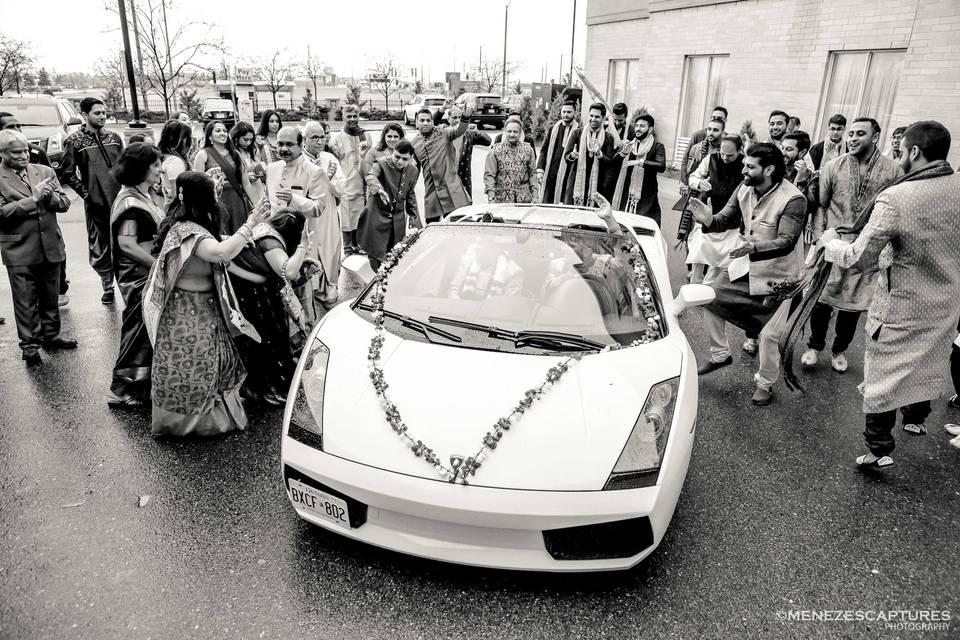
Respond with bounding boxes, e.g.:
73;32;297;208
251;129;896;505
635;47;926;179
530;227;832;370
1;154;959;640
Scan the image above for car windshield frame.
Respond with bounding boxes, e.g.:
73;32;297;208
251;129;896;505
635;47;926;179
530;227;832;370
352;222;667;354
0;103;61;127
423;98;446;106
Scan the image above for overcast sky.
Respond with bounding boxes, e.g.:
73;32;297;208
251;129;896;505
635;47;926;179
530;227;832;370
1;0;588;85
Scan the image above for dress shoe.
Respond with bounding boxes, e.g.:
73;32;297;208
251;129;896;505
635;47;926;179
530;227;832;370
751;386;773;405
741;338;758;355
107;393;145;409
58;294;70;307
42;337;78;350
101;289;115;305
22;350;41;366
943;423;960;437
698;356;733;375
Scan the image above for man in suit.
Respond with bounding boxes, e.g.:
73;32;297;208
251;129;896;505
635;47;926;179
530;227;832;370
0;130;77;366
820;120;960;468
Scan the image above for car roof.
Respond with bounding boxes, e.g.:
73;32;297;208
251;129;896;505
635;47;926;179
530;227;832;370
443;203;660;236
204;98;233;103
421;94;447;99
0;94;62;104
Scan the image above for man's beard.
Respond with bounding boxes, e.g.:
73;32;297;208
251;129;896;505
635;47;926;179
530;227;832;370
770;130;783;140
743;173;763;186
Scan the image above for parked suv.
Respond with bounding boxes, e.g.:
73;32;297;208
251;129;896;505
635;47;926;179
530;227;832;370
201;98;237;129
0;94;83;169
451;93;506;129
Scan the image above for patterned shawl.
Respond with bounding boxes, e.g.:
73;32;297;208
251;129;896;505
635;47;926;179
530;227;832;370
571;126;604;206
142;221;261;346
540;120;573;204
612;133;655;213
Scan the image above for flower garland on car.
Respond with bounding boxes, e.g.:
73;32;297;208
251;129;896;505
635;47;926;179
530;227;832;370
366;230;664;485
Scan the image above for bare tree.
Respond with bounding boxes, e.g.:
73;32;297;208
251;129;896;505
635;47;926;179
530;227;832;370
301;47;323;102
256;50;294;110
472;58;519;93
95;51;129;110
369;54;401;111
0;33;34;96
110;0;223;116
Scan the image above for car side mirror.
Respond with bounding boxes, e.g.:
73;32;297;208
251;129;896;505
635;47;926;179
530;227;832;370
671;284;714;315
67;117;82;126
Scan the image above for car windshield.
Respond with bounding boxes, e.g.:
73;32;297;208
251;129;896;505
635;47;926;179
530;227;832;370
354;224;663;353
477;96;501;105
204;101;233;110
424;98;446;106
0;104;60;126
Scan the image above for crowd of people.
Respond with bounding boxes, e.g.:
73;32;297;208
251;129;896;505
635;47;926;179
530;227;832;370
0;92;958;467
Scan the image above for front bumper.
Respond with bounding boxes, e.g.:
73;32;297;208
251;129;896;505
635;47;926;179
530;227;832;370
280;436;691;572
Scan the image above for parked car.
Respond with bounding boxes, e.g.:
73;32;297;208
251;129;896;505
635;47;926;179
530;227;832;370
448;92;507;129
403;94;448;126
200;98;237;129
501;94;527;113
281;203;712;571
0;94;83;169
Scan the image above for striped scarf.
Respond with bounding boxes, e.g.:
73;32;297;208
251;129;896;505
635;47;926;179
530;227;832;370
572;127;604;207
540;120;573;203
612;133;655;213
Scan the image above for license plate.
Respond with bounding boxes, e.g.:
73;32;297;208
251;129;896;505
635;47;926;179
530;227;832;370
288;479;350;529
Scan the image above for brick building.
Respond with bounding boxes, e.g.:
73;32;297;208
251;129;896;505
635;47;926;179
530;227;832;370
584;0;960;167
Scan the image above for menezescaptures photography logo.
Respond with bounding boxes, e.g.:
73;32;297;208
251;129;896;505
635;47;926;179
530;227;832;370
774;609;952;632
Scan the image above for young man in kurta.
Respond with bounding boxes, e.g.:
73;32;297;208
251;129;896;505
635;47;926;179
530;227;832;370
819;120;960;467
803;117;902;373
536;100;577;204
563;103;617;206
358;140;420;271
410;109;470;223
328;104;373;255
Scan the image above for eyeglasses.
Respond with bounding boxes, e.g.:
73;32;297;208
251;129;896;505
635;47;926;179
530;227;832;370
307;135;323;141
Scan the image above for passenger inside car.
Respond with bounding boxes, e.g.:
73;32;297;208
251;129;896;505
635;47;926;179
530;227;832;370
446;241;524;300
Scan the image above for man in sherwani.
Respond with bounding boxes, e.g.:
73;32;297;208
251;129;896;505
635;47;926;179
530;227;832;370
0;130;77;366
537;100;577;204
445;106;491;203
802;117;902;373
358;139;420;271
819;120;960;468
410;109;470;223
563;103;617;206
267;126;341;308
328;105;373;255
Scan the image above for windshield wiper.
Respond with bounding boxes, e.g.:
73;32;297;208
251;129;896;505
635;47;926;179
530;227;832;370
356;303;461;343
428;316;605;351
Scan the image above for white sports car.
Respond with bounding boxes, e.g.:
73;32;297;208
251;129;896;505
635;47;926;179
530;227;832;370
281;204;714;572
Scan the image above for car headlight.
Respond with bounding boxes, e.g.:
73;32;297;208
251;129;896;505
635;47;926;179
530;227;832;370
287;338;330;449
46;132;63;157
603;377;679;490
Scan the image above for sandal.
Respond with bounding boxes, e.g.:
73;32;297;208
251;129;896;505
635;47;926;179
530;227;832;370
856;454;894;468
902;423;927;436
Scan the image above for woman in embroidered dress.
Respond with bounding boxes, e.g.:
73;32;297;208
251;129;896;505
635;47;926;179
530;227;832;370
365;122;406;167
610;114;666;226
106;143;165;408
158;119;193;209
193;122;256;234
143;172;270;437
483;120;539;203
256;110;282;164
231;121;265;204
230;212;315;407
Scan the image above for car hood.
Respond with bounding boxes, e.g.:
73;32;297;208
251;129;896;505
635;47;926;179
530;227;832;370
313;306;684;491
19;124;62;140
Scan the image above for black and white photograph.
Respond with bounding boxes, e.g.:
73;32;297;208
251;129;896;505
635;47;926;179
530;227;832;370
0;0;958;637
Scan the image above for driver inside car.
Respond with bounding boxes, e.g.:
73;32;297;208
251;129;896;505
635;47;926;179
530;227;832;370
446;241;524;300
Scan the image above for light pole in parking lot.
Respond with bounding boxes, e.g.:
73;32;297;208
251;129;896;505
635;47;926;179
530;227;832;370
502;0;511;96
117;0;147;136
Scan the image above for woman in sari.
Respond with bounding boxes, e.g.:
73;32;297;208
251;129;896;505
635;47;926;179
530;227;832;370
231;121;265;203
143;172;271;437
231;213;315;406
107;143;164;408
256;110;282;164
159;119;193;208
365;122;405;167
193;121;256;235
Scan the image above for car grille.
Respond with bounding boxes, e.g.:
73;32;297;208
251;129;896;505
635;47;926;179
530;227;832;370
283;464;368;528
542;516;654;560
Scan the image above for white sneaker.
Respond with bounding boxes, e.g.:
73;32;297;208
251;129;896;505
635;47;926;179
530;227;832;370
831;353;848;372
58;294;69;307
944;424;960;437
742;338;758;355
800;349;819;367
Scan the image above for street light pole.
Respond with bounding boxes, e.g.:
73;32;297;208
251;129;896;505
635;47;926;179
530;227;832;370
502;0;511;95
117;0;145;129
569;0;577;84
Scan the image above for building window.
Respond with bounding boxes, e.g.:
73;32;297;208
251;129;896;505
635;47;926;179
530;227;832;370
607;59;639;106
816;50;905;141
677;55;728;137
